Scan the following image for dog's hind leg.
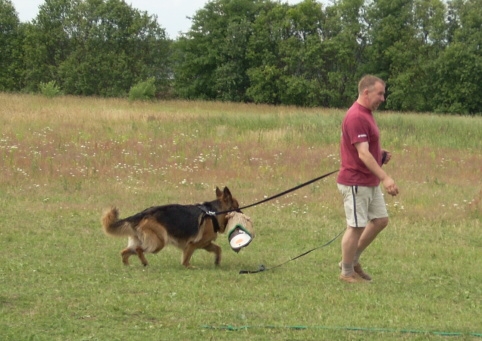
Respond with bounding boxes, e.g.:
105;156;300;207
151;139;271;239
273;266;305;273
203;242;222;266
121;248;136;265
121;236;141;266
135;247;149;266
137;219;167;266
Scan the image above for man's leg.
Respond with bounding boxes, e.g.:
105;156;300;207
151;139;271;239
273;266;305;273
337;184;370;282
351;217;388;281
356;217;388;259
341;226;364;276
354;186;389;266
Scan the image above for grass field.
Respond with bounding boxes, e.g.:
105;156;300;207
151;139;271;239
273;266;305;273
0;93;481;340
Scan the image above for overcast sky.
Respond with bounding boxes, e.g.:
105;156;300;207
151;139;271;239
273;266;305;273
11;0;308;39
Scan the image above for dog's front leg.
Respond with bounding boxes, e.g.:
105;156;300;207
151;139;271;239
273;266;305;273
182;243;197;268
203;242;222;266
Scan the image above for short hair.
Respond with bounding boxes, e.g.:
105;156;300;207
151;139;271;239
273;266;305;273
358;75;385;94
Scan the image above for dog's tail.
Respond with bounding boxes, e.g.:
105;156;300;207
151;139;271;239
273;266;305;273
101;207;136;237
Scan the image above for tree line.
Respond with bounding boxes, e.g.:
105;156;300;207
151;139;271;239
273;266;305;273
1;0;481;114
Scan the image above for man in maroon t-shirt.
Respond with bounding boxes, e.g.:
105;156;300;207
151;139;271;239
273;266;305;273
337;75;399;283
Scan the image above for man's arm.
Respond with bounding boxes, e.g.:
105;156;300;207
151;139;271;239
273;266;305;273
355;142;399;196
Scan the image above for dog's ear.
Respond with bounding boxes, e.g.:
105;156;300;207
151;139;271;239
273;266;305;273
223;186;232;199
216;186;222;198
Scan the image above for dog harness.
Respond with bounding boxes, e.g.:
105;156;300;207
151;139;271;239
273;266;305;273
196;204;221;233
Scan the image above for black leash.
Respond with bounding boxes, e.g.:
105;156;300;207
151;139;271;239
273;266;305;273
215;169;341;274
217;169;339;215
239;228;345;274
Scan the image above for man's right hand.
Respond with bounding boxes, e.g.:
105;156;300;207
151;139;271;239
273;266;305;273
383;176;399;196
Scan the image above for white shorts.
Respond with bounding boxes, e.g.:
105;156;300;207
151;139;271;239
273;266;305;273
337;184;388;228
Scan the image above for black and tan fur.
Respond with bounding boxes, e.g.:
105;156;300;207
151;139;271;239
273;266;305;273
101;187;239;268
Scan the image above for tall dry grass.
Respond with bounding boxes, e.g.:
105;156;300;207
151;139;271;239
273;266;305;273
2;93;480;220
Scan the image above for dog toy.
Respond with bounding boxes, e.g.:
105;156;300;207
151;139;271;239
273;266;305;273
225;211;254;253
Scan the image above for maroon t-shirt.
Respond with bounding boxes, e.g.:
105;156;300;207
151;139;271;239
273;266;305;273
337;102;382;186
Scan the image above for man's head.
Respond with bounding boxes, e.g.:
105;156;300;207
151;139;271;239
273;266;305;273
357;75;385;111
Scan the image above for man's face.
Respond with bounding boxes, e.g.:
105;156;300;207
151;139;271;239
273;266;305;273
366;81;385;111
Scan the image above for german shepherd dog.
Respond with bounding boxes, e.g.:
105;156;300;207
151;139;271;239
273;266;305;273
101;187;239;268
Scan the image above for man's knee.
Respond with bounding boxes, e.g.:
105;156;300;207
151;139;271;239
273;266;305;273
373;217;389;229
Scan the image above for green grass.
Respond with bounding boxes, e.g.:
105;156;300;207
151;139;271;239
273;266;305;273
0;93;481;340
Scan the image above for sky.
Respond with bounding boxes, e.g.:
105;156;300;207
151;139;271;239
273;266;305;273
11;0;305;39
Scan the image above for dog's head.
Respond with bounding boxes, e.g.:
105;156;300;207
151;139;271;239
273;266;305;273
215;186;239;232
215;186;239;211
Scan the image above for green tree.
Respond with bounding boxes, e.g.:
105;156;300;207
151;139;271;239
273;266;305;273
22;0;73;92
362;0;416;83
60;0;170;97
0;0;23;91
246;0;331;106
430;0;482;114
246;0;361;107
173;0;267;101
317;0;368;106
386;0;447;112
22;0;170;97
276;0;329;106
244;1;287;104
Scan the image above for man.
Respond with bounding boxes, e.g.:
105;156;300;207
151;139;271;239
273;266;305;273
337;75;399;283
